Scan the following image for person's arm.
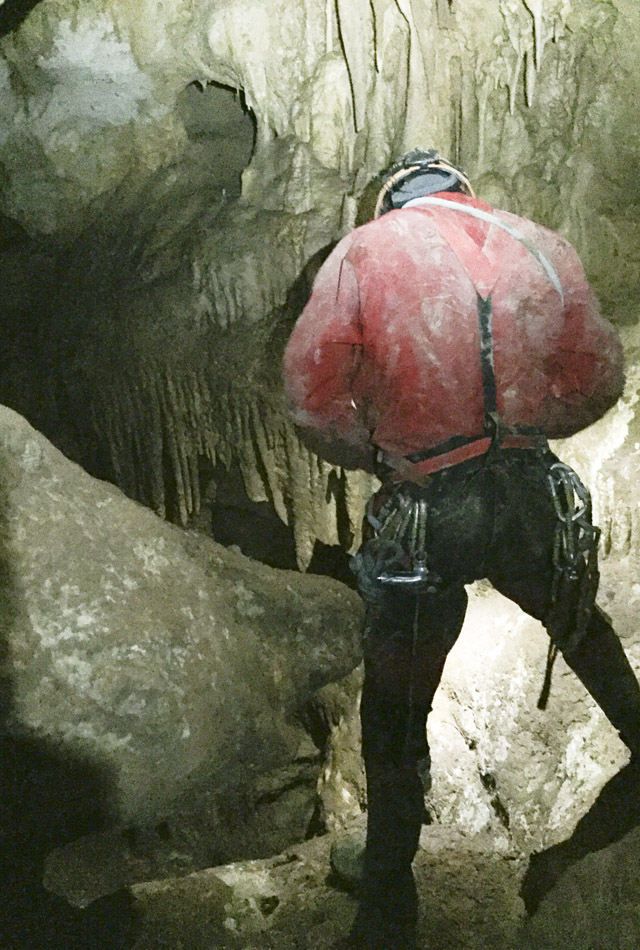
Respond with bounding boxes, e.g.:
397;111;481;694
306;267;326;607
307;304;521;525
539;237;624;437
283;236;377;471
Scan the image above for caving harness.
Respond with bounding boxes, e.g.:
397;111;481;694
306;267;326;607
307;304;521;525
351;484;442;604
350;195;603;724
372;196;565;480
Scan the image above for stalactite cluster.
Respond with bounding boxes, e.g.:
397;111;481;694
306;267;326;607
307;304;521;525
93;363;375;568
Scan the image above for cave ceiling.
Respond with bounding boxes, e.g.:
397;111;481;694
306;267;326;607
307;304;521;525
0;0;639;565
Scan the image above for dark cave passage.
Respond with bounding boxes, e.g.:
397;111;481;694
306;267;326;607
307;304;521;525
176;80;256;203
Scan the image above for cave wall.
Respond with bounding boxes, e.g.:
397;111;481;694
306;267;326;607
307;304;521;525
1;0;640;565
1;4;640;939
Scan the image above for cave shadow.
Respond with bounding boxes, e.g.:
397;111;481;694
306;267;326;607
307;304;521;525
520;757;640;915
208;460;356;586
0;472;140;948
0;0;45;38
205;238;358;588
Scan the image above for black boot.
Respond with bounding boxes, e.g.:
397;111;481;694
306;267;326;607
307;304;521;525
348;867;418;950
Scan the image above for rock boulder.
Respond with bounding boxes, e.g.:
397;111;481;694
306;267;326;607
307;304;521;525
0;403;362;846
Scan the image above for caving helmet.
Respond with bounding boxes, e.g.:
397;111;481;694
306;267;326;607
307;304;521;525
373;148;475;218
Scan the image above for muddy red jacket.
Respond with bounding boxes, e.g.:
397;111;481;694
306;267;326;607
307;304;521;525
283;193;624;474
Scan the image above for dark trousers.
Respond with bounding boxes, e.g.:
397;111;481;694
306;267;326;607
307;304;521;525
352;450;640;948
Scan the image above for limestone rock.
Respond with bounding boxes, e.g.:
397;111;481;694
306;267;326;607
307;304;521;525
0;403;362;840
303;570;637;862
2;0;640;561
1;1;640;944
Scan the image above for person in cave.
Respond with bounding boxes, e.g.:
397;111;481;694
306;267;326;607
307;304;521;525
282;148;640;949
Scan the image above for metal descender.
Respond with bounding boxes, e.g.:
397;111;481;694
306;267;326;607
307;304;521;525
350;486;442;603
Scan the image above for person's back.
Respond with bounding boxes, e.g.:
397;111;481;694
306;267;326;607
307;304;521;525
284;189;622;475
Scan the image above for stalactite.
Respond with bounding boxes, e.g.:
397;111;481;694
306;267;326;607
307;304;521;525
396;0;413;143
249;400;285;522
344;468;379;553
403;0;436;98
156;384;186;524
475;57;503;170
449;54;463;163
506;41;523;116
524;48;536;108
325;0;334;53
392;0;412;44
94;329;640;572
132;375;164;519
128;385;151;506
523;0;544;71
369;0;380;73
497;0;571;111
335;0;375;133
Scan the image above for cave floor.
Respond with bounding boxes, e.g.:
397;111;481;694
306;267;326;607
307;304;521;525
129;823;527;950
13;775;640;950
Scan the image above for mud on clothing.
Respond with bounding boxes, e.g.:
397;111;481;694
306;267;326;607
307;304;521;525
283;192;623;474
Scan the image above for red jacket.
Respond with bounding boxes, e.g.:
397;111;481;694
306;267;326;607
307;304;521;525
283;193;624;473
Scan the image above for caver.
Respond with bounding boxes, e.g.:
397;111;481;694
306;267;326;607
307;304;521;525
283;148;640;950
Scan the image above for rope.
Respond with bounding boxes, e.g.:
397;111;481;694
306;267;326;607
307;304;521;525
403;589;423;763
537;641;559;710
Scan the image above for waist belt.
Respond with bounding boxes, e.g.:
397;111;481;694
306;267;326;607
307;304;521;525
381;429;545;478
406;431;543;475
